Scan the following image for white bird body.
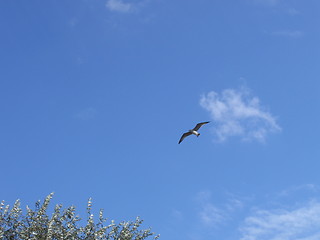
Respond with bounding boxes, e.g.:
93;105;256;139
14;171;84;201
190;130;200;136
178;121;210;144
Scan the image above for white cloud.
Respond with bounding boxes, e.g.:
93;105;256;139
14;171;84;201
272;30;304;38
106;0;132;13
240;201;320;240
279;184;319;197
200;87;281;142
199;203;225;226
196;191;243;227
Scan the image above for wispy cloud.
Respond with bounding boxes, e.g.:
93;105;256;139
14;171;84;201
106;0;133;13
200;86;281;142
240;201;320;240
271;30;304;38
279;184;319;197
196;191;243;227
199;202;226;226
192;186;320;240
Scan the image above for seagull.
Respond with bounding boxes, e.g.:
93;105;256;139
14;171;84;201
178;121;210;144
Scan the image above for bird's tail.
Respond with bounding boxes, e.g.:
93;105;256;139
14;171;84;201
197;133;200;137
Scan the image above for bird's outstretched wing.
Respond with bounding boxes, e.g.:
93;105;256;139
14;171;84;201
193;121;210;131
178;132;192;144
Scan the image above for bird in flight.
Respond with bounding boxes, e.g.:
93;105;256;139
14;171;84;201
178;121;210;144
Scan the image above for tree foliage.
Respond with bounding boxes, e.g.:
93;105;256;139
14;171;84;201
0;193;159;240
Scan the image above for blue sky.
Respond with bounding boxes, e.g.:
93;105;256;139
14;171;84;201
1;0;320;239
